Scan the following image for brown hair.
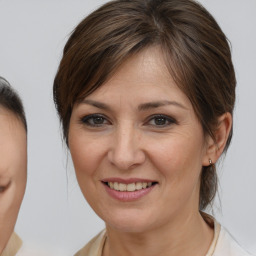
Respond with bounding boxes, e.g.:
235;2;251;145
53;0;236;210
0;77;27;132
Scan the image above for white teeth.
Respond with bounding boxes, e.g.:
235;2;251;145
127;183;136;192
107;181;155;191
135;182;142;190
114;182;119;190
119;183;127;191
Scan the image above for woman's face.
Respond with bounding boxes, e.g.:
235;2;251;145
69;47;211;233
0;108;27;252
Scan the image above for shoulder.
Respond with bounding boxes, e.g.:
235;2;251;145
16;241;62;256
213;225;254;256
75;230;106;256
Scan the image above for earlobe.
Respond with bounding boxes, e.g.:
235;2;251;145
203;112;232;166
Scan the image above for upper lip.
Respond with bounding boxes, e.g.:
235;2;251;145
101;178;157;184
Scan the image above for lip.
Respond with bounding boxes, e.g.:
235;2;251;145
101;178;157;202
101;177;156;184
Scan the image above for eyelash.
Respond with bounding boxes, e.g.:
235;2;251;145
80;114;176;128
146;114;177;127
0;185;7;193
80;114;110;127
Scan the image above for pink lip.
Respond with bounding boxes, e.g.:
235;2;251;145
101;177;156;184
102;179;157;202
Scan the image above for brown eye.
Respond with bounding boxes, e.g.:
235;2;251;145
81;114;110;127
154;117;167;126
0;186;6;193
92;116;105;125
147;115;176;127
0;181;11;193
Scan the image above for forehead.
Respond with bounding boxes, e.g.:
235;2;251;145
0;107;27;175
82;47;190;107
0;107;25;131
0;107;26;149
111;47;172;85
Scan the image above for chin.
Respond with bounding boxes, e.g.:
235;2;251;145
101;208;157;233
107;220;152;233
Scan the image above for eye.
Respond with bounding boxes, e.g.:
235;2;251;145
0;183;10;193
80;114;110;127
147;114;176;127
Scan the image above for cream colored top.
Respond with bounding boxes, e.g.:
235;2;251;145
1;232;59;256
75;219;253;256
1;233;22;256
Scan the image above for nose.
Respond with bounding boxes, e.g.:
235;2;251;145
107;124;146;170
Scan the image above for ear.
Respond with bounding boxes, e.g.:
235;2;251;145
202;112;232;166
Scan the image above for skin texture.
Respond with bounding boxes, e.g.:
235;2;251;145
69;47;232;256
0;107;27;254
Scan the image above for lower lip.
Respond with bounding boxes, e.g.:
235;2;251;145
103;183;155;202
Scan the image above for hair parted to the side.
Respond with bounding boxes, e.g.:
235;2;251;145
0;77;27;132
53;0;236;210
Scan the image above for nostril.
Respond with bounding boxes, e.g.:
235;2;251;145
107;147;146;170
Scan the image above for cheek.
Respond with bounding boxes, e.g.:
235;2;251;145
0;147;27;212
148;134;205;182
0;182;25;238
68;132;109;212
69;133;106;179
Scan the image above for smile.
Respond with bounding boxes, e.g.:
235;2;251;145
107;181;155;192
102;179;158;201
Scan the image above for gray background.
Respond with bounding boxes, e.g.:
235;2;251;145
0;0;255;255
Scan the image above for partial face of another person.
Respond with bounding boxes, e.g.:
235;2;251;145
69;47;212;233
0;107;27;253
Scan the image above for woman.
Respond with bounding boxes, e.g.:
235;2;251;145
0;77;27;256
53;0;253;255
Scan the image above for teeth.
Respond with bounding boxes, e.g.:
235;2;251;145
119;183;127;191
135;182;142;190
127;183;136;192
114;182;119;190
107;181;154;191
109;182;114;189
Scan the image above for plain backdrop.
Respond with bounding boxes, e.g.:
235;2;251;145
0;0;255;255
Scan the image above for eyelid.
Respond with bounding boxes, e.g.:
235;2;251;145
0;181;11;193
80;113;111;127
145;114;177;126
78;112;177;129
80;113;106;120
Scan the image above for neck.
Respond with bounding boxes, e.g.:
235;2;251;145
103;211;213;256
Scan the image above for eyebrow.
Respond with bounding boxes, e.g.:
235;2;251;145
81;99;110;110
81;99;187;111
138;100;187;111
